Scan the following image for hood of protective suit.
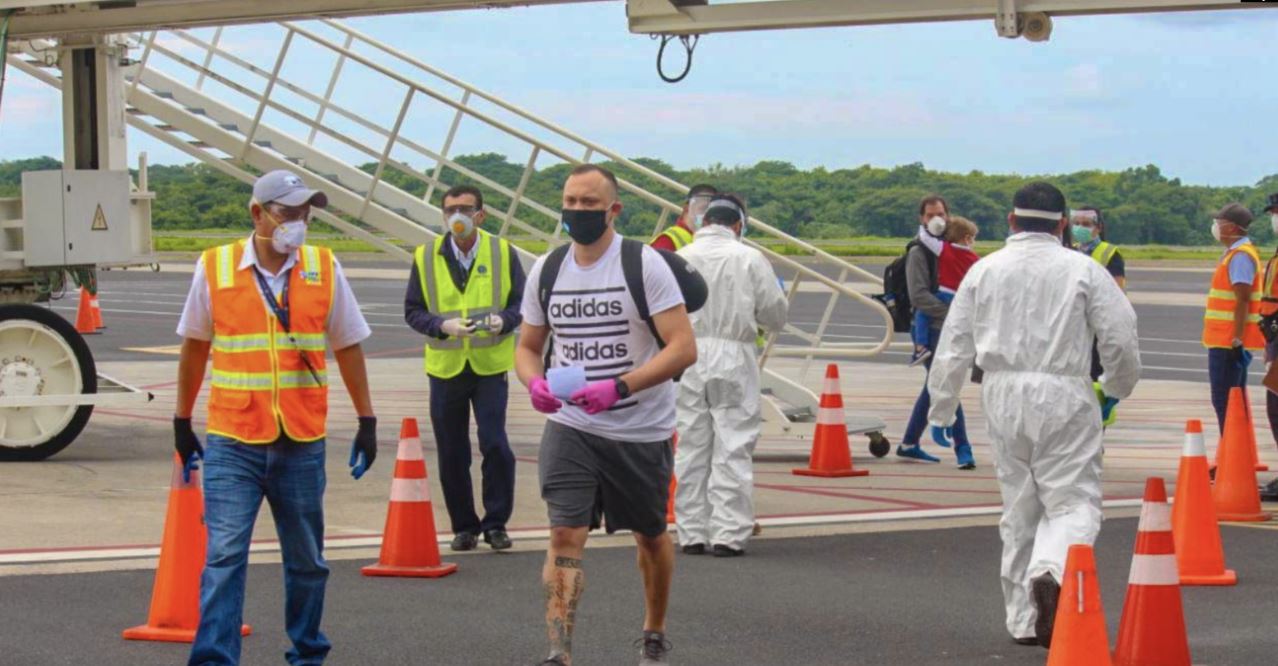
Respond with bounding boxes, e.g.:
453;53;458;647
679;225;788;345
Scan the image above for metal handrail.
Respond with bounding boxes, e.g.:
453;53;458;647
122;22;897;362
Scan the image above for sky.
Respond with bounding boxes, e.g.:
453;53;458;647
1;3;1276;186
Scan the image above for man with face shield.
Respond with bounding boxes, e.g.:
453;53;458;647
403;184;525;552
927;182;1140;649
672;194;788;558
651;184;718;252
517;164;697;666
1202;203;1264;434
174;170;378;664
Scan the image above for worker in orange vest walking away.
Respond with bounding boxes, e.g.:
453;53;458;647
173;170;379;665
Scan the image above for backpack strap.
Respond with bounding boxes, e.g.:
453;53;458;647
538;244;572;369
621;238;665;347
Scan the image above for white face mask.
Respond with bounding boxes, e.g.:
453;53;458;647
1210;220;1222;242
1271;214;1278;235
448;212;476;239
926;216;947;237
271;219;307;254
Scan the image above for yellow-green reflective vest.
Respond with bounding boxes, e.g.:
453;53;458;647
415;230;515;379
1089;241;1118;268
655;225;694;250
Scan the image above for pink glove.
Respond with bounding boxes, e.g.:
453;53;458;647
529;377;562;414
570;380;620;415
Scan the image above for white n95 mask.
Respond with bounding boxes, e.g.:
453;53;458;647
926;216;947;237
272;220;307;254
449;212;476;238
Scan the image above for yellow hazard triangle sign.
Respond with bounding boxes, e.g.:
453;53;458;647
91;204;108;231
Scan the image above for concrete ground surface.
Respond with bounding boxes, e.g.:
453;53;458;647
2;519;1276;665
3;255;1278;663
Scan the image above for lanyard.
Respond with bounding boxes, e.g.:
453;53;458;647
252;266;322;386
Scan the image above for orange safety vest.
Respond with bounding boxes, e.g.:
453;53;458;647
1202;242;1264;350
1261;253;1278;317
204;241;334;444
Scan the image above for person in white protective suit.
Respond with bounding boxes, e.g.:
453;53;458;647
674;194;789;558
926;182;1140;649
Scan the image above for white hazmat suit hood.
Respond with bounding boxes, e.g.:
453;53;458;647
674;224;788;551
927;231;1140;639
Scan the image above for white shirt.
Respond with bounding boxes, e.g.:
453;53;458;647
449;235;479;271
522;233;684;442
176;236;372;350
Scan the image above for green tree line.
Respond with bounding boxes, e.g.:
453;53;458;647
3;155;1276;246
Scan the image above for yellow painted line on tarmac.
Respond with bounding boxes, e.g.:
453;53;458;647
121;345;183;355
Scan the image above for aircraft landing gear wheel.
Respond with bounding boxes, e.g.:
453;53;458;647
0;304;96;461
868;432;890;458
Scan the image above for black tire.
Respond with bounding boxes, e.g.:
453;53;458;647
868;432;891;458
0;304;96;462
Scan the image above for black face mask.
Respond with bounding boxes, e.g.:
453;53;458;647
561;209;609;245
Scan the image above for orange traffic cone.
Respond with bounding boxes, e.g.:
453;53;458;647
793;364;868;478
667;432;678;524
1113;477;1191;666
1046;544;1112;666
1214;389;1273;522
1171;419;1237;586
75;287;98;335
123;455;252;642
90;291;105;330
362;418;458;578
1239;391;1269;472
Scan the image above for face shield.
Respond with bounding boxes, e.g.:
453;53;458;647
703;199;747;237
686;194;714;229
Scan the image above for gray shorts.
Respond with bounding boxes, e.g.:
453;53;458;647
538;419;673;538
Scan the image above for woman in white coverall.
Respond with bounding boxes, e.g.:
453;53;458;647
926;182;1141;649
674;195;789;557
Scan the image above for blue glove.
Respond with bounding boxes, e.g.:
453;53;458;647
348;416;378;480
930;425;953;449
1229;345;1253;368
1101;396;1120;426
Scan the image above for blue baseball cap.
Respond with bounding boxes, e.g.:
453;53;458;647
252;170;328;208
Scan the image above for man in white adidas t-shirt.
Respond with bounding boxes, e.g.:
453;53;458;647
516;164;697;666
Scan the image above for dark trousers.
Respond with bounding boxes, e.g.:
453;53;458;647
429;366;516;535
1207;347;1250;434
903;334;970;447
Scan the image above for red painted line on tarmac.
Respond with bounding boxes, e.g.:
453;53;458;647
140;380;179;390
795;484;1002;496
755;483;940;510
757;469;1154;486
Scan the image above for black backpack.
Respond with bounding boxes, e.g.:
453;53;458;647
536;238;707;378
874;239;936;334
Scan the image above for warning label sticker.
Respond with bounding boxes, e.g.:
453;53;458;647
91;204;108;231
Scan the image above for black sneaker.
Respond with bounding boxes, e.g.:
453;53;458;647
636;631;672;665
680;543;706;555
1260;478;1278;502
538;656;567;665
450;532;478;552
711;544;744;558
484;528;513;551
1012;636;1038;646
1031;573;1060;649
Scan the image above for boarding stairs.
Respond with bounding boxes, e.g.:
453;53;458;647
6;20;898;444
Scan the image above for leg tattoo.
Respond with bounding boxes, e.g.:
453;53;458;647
545;556;584;662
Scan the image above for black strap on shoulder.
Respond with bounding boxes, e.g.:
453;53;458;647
905;238;938;291
621;238;664;346
538;244;571;369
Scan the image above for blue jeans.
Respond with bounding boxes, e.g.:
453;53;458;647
189;435;331;666
1208;347;1250;434
911;292;954;349
429;367;516;534
903;337;970;447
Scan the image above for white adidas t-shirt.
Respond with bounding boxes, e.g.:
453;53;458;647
522;233;684;442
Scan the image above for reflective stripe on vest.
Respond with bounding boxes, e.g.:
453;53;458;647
204;241;334;444
415;230;515;379
656;225;693;250
1260;255;1278;317
1089;241;1118;268
1202;242;1264;350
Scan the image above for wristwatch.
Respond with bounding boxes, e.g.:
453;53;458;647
614;378;632;400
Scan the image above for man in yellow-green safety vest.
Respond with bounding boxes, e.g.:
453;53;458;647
1070;207;1128;426
651;184;718;252
404;184;526;552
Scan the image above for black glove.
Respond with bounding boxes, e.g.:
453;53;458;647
1228;343;1252;368
173;416;204;483
349;416;378;480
